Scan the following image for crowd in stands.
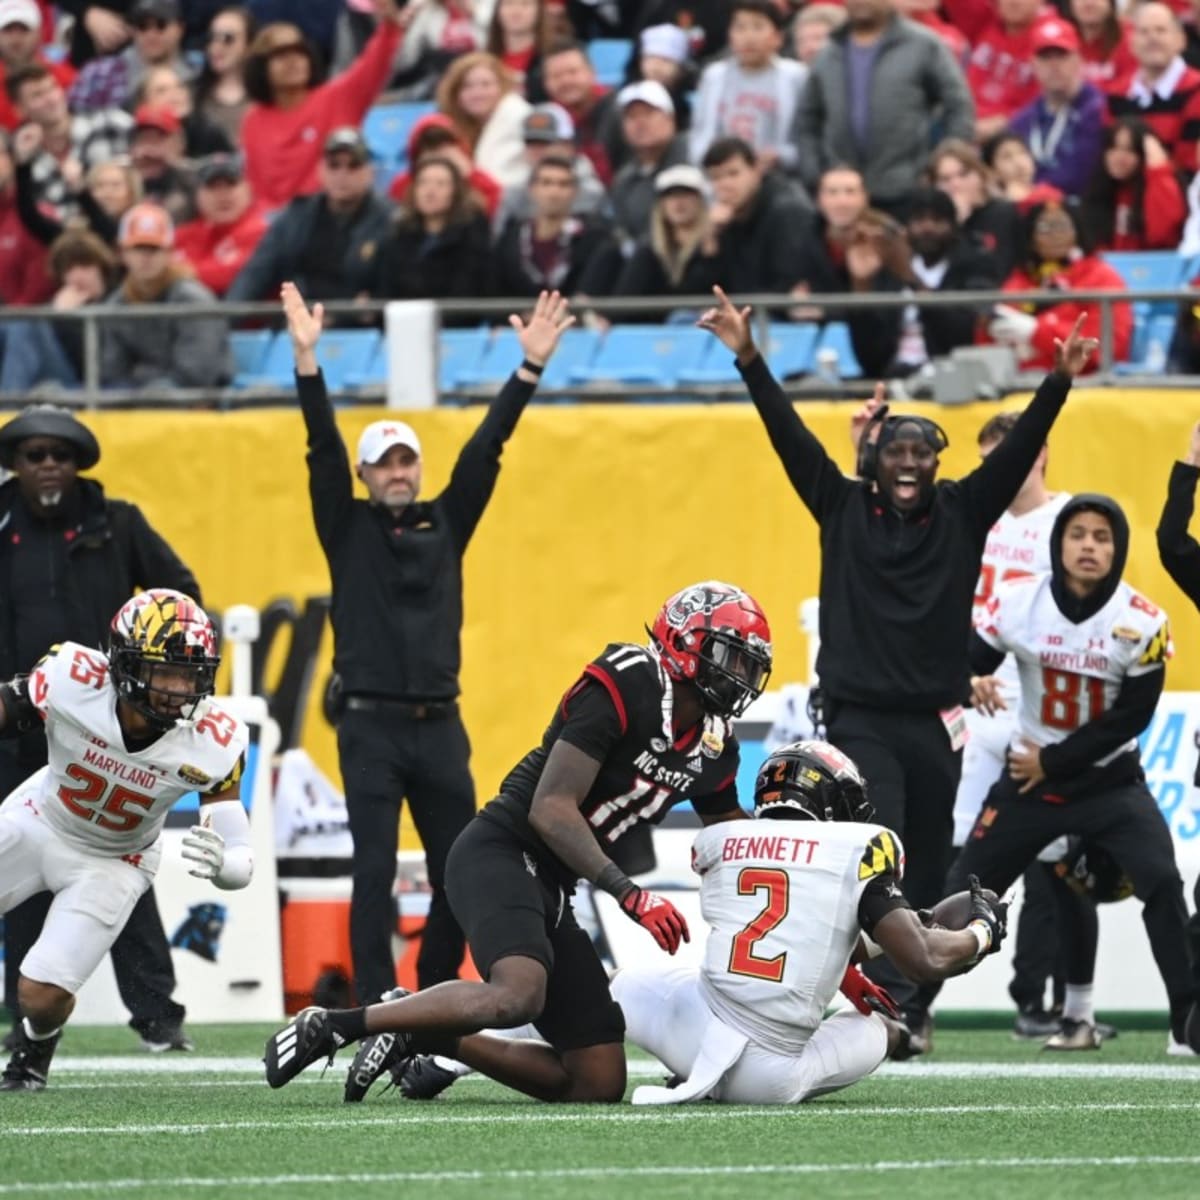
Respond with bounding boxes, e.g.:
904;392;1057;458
3;0;1200;391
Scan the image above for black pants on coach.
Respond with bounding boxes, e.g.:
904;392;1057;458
949;772;1195;1019
338;704;476;1005
825;701;962;1020
0;749;183;1033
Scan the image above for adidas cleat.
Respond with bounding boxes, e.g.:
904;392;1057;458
264;1007;343;1088
396;1055;462;1101
343;988;413;1103
0;1027;61;1092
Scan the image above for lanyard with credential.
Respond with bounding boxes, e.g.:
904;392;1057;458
1029;103;1072;166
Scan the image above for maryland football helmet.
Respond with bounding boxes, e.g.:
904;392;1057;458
754;739;874;823
648;581;772;718
109;589;220;728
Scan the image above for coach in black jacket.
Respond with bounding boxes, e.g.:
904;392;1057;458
0;405;200;1051
284;282;575;1005
698;286;1098;1044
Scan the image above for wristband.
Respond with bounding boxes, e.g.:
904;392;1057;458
966;920;991;957
520;358;545;376
595;862;635;900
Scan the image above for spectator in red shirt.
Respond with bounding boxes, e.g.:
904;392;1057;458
240;0;403;211
986;198;1131;371
944;0;1052;141
486;0;551;100
387;112;503;219
0;125;49;303
895;0;969;63
1108;2;1200;175
1081;116;1186;250
1071;0;1137;93
174;153;268;296
0;0;74;132
541;39;618;185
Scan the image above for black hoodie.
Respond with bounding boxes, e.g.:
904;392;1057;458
970;493;1163;791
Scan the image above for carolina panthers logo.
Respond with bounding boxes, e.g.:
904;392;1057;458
665;584;741;629
170;902;227;962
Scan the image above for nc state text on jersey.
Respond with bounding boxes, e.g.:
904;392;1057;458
632;750;701;793
721;834;820;864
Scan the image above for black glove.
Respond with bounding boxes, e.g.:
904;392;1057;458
967;874;1008;955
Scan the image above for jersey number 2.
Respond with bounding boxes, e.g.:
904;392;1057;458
58;764;153;832
728;867;789;983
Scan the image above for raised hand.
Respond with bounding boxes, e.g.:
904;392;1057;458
967;874;1008;956
1053;312;1100;378
696;285;756;362
1186;420;1200;467
509;289;575;367
281;281;323;374
849;382;887;452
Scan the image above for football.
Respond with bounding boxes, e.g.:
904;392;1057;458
927;886;1000;930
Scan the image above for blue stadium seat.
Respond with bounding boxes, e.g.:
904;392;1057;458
454;328;524;388
587;39;632;87
1101;251;1186;317
537;328;601;390
438;328;491;392
343;339;389;390
569;326;710;386
229;330;273;388
363;102;437;172
765;322;819;378
1114;312;1177;375
814;322;864;379
241;330;380;391
675;337;744;385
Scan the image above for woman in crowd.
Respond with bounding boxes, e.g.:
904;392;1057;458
139;64;233;160
614;164;723;317
436;51;532;189
486;0;551;100
986;198;1131;372
929;138;1024;279
388;112;503;220
1071;0;1136;93
1081;118;1186;251
193;5;254;146
983;130;1038;209
369;156;493;311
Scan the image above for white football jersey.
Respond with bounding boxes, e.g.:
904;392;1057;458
973;493;1072;695
692;818;904;1055
24;641;248;858
977;576;1171;763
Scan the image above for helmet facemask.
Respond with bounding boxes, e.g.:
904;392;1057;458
694;628;772;718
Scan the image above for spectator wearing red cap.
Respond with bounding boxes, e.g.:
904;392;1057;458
1071;0;1137;94
1109;2;1200;175
240;1;404;211
129;102;194;223
944;0;1054;141
137;63;233;160
0;0;75;132
0;126;50;304
387;112;503;218
1010;18;1107;199
69;0;191;114
174;153;268;295
100;201;232;390
1081;116;1186;250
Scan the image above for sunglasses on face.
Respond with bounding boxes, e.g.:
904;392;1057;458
20;446;74;464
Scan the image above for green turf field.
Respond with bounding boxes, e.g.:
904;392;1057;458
1;1022;1198;1200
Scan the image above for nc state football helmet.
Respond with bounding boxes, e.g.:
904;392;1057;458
648;581;772;717
109;589;220;728
754;739;873;823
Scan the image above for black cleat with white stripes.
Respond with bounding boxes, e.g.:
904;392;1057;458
264;1007;344;1088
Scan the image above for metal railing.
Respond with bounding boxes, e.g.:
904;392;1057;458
0;286;1189;408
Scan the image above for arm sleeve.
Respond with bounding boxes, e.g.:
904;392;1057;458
939;0;995;44
736;352;855;522
957;369;1071;537
77;186;118;245
969;630;1007;677
225;216;287;302
690;767;740;821
554;675;625;764
1039;666;1164;780
791;64;825;192
297;370;354;556
126;505;202;603
1156;461;1200;608
1142;164;1188;249
857;871;911;937
441;371;538;550
928;37;976;142
14;162;64;246
198;797;254;891
687;63;722;164
324;19;402;123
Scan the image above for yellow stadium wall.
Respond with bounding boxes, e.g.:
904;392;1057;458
79;389;1200;847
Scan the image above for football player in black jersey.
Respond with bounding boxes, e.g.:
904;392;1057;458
264;581;773;1103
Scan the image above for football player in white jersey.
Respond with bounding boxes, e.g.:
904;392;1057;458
0;589;252;1091
956;494;1200;1055
611;740;1008;1105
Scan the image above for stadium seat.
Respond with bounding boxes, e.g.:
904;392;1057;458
453;328;524;388
1101;251;1186;317
814;322;864;379
240;329;380;392
438;327;490;392
675;337;744;385
765;322;820;379
537;328;601;390
569;326;710;387
363;102;437;172
1114;311;1177;375
229;330;273;388
587;39;633;87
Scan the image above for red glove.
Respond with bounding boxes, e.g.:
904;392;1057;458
839;965;900;1019
619;886;690;954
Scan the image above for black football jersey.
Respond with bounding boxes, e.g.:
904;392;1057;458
482;642;742;880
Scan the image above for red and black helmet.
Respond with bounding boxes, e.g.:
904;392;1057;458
648;581;772;718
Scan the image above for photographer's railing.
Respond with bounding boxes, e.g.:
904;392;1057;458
0;287;1188;408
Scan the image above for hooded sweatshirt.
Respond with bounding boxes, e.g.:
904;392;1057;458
387;113;503;218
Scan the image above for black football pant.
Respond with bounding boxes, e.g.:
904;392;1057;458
825;701;962;1022
942;772;1195;1027
338;704;475;1004
0;748;183;1034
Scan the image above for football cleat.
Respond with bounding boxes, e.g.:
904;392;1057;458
396;1055;462;1101
264;1007;343;1088
1167;1036;1198;1057
1186;999;1200;1054
138;1021;195;1053
1043;1018;1101;1051
343;987;413;1104
1012;1005;1061;1040
0;1027;61;1092
888;1012;933;1061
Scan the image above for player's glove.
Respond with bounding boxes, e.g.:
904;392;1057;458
181;824;226;881
618;886;690;954
967;874;1008;957
839;964;901;1019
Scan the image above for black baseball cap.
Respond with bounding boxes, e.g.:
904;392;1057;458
323;127;369;165
197;153;244;185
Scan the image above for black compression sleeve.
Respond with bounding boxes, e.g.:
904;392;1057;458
857;872;911;937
